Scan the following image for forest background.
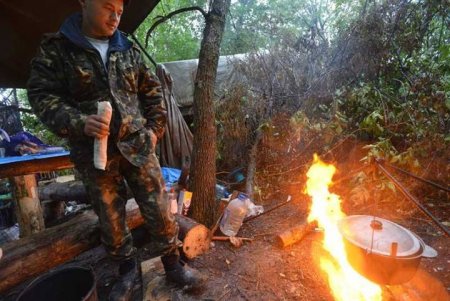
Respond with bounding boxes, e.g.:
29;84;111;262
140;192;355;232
9;0;450;210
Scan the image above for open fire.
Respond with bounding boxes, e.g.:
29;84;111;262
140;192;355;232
305;154;382;301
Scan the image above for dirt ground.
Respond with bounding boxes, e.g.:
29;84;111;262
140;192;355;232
2;149;449;301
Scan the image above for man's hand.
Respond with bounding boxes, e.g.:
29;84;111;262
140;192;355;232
84;115;110;139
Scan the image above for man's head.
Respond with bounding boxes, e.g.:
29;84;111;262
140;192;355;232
79;0;127;39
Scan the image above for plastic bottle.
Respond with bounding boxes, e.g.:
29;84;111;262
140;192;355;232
168;188;178;214
219;193;249;236
215;184;230;200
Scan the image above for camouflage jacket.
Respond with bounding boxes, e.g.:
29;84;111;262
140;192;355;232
27;13;166;168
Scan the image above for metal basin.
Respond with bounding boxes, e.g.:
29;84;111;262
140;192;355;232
338;215;437;285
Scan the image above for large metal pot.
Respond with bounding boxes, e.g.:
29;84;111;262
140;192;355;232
16;266;97;301
338;215;437;285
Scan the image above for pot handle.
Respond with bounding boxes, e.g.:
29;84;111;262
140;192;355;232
422;244;438;258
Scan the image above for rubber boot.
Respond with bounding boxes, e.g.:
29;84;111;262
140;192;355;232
109;257;141;301
161;254;204;289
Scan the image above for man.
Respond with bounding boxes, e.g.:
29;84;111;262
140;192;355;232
27;0;202;299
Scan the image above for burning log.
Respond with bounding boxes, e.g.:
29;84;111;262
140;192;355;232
175;214;211;259
0;202;209;293
276;220;318;248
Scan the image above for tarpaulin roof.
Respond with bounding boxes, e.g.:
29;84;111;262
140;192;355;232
161;53;248;107
0;0;160;88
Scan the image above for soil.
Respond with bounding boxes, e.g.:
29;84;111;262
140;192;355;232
2;146;449;301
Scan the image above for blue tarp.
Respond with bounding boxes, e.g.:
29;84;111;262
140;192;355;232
0;131;65;157
0;151;70;166
161;167;181;187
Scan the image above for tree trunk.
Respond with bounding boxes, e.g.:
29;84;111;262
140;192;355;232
189;0;231;227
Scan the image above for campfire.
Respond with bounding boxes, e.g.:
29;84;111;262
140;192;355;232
305;154;382;301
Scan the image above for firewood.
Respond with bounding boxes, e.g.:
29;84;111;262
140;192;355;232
0;201;208;293
276;220;318;248
175;214;211;259
38;180;88;202
0;199;143;293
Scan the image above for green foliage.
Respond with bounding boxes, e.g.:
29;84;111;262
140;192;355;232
221;0;364;54
16;89;67;147
134;0;207;63
133;0;366;62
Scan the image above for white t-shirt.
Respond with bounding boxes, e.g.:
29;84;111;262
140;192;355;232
85;36;109;67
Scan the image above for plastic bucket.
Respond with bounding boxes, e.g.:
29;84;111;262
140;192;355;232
16;266;97;301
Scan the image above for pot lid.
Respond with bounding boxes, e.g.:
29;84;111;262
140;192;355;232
338;215;421;257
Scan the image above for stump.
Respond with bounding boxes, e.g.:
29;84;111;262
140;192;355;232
175;214;211;259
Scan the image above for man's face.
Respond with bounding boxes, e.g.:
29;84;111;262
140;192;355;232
79;0;124;39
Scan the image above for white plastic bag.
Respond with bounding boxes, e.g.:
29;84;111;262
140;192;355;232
244;198;264;218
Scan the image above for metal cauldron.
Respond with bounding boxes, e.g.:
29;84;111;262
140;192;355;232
16;266;97;301
338;215;437;285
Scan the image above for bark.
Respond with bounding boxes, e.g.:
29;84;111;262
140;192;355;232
189;0;231;227
11;175;45;237
0;200;211;293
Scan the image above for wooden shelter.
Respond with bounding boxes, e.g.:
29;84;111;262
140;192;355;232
0;0;160;88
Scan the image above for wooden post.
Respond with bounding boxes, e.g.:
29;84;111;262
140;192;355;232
10;175;45;237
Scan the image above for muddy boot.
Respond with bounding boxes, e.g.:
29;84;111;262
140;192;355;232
162;255;204;289
109;257;140;301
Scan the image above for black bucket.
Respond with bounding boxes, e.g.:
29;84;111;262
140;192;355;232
0;199;15;229
16;266;97;301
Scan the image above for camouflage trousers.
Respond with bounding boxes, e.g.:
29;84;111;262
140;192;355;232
77;151;180;260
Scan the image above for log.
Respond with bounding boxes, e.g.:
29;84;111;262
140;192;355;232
38;180;88;203
11;175;45;237
0;199;144;293
0;202;211;293
37;180;133;203
175;214;211;259
276;220;318;248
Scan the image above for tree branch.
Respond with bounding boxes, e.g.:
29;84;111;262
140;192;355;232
145;6;208;48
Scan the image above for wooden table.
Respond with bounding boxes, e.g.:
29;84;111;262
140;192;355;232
0;151;73;178
0;151;74;236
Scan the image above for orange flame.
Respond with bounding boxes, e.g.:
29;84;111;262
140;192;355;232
306;154;382;301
